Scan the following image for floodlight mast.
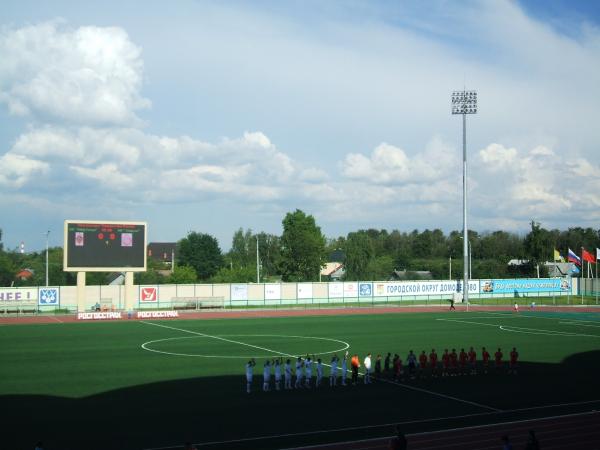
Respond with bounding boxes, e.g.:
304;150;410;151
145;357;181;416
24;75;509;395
452;90;477;311
45;230;50;287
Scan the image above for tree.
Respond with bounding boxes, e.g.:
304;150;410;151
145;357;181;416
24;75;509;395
0;229;16;286
167;265;197;284
279;210;326;281
225;229;281;281
211;265;256;283
229;228;253;268
257;232;282;279
135;258;167;285
135;268;165;285
524;221;552;276
0;252;14;286
344;231;375;280
479;231;523;261
447;230;464;259
365;255;394;280
177;232;223;280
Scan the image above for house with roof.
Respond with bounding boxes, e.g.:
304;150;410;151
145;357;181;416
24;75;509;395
147;242;176;266
16;268;35;281
320;262;344;281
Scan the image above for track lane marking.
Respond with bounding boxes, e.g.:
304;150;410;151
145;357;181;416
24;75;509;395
141;408;600;450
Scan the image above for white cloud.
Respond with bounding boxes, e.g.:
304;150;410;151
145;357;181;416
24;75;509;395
0;153;49;188
473;143;599;223
0;21;149;126
298;167;328;182
2;126;304;203
1;6;600;250
479;143;517;170
70;163;135;189
342;138;458;186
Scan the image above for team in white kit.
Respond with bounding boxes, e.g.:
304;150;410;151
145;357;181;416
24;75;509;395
246;351;376;393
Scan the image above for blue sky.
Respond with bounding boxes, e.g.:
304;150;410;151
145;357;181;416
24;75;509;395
1;1;599;252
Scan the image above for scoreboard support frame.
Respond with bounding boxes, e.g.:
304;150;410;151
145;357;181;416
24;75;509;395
77;272;86;313
64;220;147;312
75;271;135;312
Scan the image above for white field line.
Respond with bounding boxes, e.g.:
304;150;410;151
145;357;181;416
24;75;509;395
374;376;500;412
141;334;350;359
141;411;495;450
448;315;511;319
47;315;64;323
141;406;600;450
140;321;500;411
284;410;600;450
480;311;600;323
436;318;600;338
559;321;600;328
140;321;296;358
436;318;500;327
498;325;600;338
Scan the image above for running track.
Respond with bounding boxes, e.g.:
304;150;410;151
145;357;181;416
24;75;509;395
285;410;600;450
1;304;600;325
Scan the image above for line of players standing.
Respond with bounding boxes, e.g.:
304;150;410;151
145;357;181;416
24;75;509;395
245;353;349;393
245;347;519;393
388;347;519;381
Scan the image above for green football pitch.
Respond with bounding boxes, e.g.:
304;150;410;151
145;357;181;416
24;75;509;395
1;310;600;450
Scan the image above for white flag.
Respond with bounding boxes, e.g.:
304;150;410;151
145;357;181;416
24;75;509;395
597;248;600;260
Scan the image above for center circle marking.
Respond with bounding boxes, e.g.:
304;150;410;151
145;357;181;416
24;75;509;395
141;334;350;358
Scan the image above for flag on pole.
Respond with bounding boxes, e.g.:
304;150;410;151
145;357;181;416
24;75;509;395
553;249;564;262
568;248;581;266
582;248;596;264
597;248;600;260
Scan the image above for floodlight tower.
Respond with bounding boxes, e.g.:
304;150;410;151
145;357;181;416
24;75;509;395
256;235;260;283
44;230;50;286
452;90;477;310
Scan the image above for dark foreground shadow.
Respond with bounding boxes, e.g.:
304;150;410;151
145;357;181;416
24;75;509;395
2;351;600;450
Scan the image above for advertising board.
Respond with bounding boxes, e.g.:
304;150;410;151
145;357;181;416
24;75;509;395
64;220;147;272
480;278;567;294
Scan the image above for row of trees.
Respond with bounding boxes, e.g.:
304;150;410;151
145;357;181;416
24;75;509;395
2;214;599;286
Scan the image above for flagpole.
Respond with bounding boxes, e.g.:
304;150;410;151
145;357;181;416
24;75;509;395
553;247;557;306
592;248;599;305
581;247;584;305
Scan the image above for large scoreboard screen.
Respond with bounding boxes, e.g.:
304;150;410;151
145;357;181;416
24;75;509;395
64;220;147;272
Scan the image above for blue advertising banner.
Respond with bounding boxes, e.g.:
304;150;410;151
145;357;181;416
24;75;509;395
38;288;60;306
359;283;372;297
374;280;479;297
480;278;568;294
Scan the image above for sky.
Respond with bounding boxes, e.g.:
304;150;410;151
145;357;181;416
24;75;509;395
1;0;599;252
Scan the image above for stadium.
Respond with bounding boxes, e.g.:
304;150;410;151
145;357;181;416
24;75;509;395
2;232;600;449
2;3;600;449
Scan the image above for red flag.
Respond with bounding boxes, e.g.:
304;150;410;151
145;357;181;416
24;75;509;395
582;248;596;264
